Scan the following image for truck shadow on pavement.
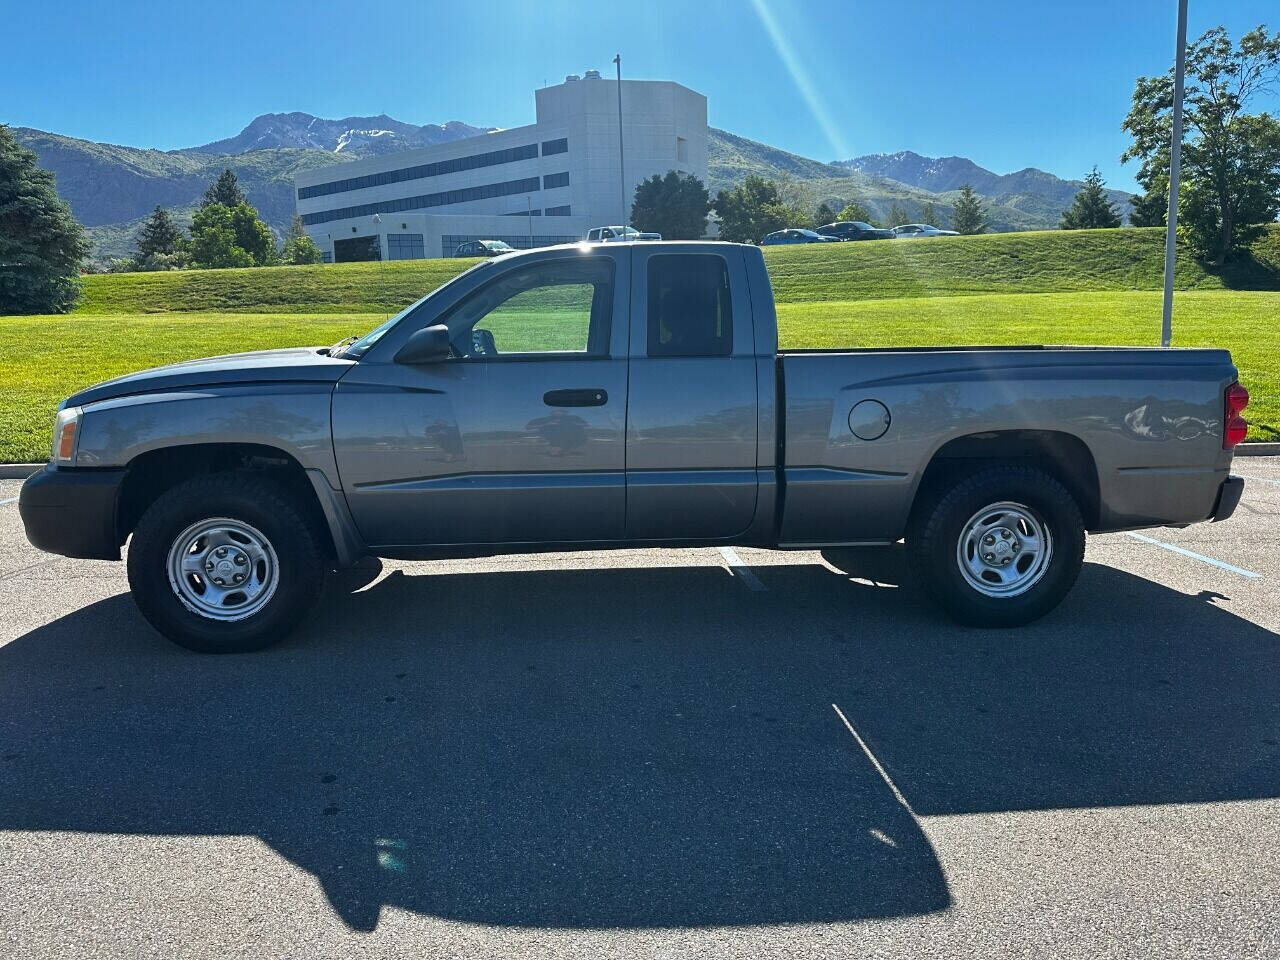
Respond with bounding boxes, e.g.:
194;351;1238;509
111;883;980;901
1;553;1277;931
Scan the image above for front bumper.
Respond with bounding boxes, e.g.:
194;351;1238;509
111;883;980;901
18;465;126;560
1210;476;1244;522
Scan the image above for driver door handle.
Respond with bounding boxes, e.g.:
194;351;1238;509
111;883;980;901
544;388;608;407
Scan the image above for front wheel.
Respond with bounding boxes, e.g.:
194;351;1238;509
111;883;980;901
127;473;327;652
908;465;1085;627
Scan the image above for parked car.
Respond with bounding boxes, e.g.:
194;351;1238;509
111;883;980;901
892;223;960;238
586;226;661;242
454;240;516;258
816;221;894;241
21;241;1248;652
760;228;839;245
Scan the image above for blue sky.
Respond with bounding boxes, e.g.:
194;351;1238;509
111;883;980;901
4;0;1277;191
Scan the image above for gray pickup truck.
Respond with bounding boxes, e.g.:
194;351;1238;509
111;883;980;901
20;242;1248;652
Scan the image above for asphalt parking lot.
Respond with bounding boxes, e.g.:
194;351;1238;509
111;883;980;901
1;462;1278;959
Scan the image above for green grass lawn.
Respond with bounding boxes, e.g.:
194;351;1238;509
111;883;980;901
1;288;1275;462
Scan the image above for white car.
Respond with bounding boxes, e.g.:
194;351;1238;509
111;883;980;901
586;226;662;242
892;223;959;238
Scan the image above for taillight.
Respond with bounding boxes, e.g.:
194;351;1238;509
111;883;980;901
1224;381;1249;449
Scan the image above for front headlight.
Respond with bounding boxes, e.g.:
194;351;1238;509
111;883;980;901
51;407;82;464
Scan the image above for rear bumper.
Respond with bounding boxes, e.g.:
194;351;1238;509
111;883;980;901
18;465;125;560
1210;476;1244;522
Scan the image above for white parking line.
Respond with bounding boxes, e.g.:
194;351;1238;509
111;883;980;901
832;703;916;817
1124;531;1262;579
0;497;17;506
718;546;767;591
1237;474;1280;486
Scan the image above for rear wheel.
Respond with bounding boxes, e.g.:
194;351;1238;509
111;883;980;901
127;473;326;652
908;465;1085;627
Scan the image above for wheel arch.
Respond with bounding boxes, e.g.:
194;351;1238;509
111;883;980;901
910;430;1101;531
116;443;356;564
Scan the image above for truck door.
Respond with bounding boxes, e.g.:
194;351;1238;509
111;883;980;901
624;245;758;540
332;252;629;547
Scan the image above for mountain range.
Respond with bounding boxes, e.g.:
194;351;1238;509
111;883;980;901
8;113;1134;260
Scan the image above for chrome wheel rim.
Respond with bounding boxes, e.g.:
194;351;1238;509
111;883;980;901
166;518;280;621
955;501;1052;598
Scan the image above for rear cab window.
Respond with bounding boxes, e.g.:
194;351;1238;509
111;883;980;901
646;254;733;357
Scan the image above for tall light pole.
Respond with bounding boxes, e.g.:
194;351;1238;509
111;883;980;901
1161;0;1189;347
614;54;627;229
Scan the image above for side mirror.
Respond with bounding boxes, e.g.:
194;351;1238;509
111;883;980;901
394;324;452;365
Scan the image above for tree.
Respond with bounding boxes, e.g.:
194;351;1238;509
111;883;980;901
0;125;90;314
1122;25;1280;264
280;214;324;265
886;202;910;227
131;205;189;270
837;200;873;223
1060;167;1123;229
189;202;274;268
815;201;837;225
951;185;988;234
631;170;711;240
202;168;248;208
918;200;940;227
714;176;791;243
1128;186;1167;227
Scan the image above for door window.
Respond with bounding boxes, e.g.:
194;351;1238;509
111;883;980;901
443;257;614;357
646;254;733;357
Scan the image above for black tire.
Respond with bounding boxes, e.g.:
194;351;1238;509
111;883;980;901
908;464;1085;627
126;472;326;653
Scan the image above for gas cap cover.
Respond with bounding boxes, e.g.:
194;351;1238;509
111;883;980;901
849;399;891;440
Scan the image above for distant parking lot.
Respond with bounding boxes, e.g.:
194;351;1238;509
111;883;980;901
1;461;1278;958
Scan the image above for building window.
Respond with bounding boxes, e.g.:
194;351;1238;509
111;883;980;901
301;175;543;226
441;234;581;257
542;171;569;190
647;254;733;357
677;136;688;163
541;137;568;156
504;209;542;216
544;205;571;216
386;233;425;260
333;236;382;263
297;143;539;200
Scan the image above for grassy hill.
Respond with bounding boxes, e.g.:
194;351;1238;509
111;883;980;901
2;227;1277;461
79;228;1280;316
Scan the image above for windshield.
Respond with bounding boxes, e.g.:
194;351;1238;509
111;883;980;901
336;259;493;359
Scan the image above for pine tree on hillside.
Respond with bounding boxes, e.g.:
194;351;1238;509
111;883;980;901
1060;167;1122;229
815;201;836;225
136;206;185;258
0;124;90;313
281;214;324;265
886;202;910;227
919;200;940;227
951;185;988;235
202;168;248;208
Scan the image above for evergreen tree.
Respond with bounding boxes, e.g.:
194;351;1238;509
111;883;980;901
1060;167;1122;229
815;201;837;225
631;170;711;240
919;200;940;227
886;202;910;227
131;205;189;270
836;200;873;223
0;124;90;313
1128;187;1167;227
202;168;248;208
951;185;988;234
281;214;324;265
